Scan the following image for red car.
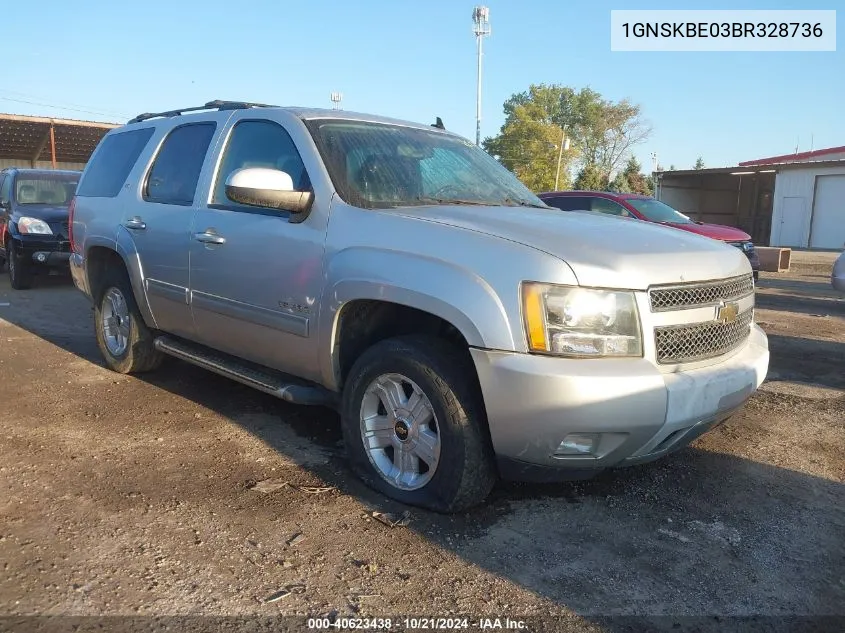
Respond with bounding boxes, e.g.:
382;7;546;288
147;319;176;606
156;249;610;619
539;190;760;279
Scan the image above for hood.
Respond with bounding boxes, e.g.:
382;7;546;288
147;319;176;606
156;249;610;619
389;205;751;290
14;204;70;224
664;221;751;242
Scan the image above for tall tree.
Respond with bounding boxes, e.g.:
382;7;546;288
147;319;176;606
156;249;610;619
694;157;705;170
610;156;653;195
483;100;573;192
486;84;652;190
574;165;608;191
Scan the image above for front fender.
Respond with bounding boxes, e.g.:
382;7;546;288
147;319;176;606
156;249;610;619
317;247;514;390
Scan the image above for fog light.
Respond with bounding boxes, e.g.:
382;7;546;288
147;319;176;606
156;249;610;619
555;433;599;456
36;253;47;262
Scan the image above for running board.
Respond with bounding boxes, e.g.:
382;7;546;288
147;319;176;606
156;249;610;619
153;336;337;408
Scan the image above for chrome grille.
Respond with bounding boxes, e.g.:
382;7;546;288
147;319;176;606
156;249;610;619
649;274;754;312
654;309;753;364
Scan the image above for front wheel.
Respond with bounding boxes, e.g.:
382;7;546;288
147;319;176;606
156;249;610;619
93;268;163;374
8;241;33;290
341;335;496;513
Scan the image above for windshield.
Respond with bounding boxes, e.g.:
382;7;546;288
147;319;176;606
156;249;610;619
625;197;693;224
15;173;79;206
306;119;547;210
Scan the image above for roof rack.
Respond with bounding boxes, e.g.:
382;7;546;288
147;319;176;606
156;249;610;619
127;100;277;124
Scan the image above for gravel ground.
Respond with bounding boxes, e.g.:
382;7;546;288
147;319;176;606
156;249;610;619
0;267;842;633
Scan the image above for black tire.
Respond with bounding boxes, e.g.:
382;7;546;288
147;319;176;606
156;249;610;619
341;335;496;513
8;241;33;290
93;266;163;374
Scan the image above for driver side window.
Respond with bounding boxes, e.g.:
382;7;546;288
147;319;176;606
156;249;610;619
212;120;310;207
590;197;630;217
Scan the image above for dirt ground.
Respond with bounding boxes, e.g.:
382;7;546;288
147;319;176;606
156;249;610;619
0;262;842;633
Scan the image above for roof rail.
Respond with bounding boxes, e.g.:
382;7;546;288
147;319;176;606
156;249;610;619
127;100;277;124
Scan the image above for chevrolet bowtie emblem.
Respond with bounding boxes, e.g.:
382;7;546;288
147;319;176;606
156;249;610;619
716;301;739;324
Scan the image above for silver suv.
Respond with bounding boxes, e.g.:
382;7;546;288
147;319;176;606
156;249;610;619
69;100;770;512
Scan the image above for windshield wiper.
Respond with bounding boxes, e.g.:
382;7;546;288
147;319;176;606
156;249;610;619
414;197;492;206
502;198;551;209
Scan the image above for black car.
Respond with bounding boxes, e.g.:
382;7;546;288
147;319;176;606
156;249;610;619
0;168;80;289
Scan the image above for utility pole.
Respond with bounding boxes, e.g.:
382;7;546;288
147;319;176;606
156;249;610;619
330;92;343;110
554;127;570;191
650;152;658;197
472;6;490;146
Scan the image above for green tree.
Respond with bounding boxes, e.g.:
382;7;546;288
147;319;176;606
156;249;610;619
574;165;608;191
486;84;652;190
668;164;677;171
483;100;573;192
610;156;653;195
694;157;705;170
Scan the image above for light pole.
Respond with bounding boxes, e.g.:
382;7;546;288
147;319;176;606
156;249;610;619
650;151;658;196
472;6;490;146
554;127;570;191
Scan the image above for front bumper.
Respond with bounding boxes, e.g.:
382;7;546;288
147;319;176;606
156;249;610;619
12;236;71;268
472;324;769;481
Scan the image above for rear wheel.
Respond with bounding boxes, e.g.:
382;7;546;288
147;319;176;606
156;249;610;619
8;241;33;290
341;335;496;513
93;268;163;374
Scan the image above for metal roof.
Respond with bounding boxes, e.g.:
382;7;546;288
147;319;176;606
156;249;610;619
656;158;845;178
739;145;845;166
0;113;118;165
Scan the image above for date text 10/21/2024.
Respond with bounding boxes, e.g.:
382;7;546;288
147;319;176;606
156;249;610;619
306;617;528;630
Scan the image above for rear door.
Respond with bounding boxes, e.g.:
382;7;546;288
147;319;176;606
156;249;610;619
121;115;230;339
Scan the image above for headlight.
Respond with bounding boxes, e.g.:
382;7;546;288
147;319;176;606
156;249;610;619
17;217;53;235
522;283;642;357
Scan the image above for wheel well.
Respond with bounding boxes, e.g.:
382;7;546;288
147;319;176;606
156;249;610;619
86;247;127;300
335;300;471;389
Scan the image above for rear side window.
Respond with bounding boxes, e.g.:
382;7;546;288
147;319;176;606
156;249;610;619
77;128;154;198
145;123;216;206
0;175;8;204
544;196;589;212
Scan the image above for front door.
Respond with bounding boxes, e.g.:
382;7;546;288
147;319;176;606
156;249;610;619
123;120;221;339
189;115;326;380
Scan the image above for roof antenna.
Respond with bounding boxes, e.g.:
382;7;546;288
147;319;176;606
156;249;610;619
431;117;445;130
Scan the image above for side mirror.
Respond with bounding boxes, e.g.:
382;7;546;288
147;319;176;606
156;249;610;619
0;200;10;211
225;167;314;215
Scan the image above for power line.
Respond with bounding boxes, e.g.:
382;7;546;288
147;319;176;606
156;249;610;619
0;92;130;120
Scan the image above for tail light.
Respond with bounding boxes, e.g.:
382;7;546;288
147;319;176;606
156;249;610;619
68;196;77;253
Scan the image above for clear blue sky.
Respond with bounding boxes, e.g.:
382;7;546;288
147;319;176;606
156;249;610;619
3;0;842;171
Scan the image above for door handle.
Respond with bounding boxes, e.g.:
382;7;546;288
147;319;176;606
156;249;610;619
124;217;146;230
193;230;226;245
